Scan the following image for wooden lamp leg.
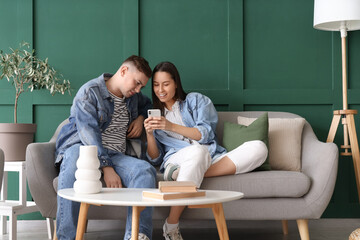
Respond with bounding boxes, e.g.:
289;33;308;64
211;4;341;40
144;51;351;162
327;110;360;202
347;114;360;201
327;113;341;143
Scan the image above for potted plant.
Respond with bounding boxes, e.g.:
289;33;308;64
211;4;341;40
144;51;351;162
0;42;71;161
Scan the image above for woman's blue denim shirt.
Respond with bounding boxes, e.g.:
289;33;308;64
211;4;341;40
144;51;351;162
147;92;226;172
55;73;152;168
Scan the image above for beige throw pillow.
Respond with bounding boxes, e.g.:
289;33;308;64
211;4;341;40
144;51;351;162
237;116;306;171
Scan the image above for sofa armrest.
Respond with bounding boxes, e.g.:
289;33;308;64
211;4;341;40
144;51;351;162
0;149;4;192
301;122;339;218
26;142;58;218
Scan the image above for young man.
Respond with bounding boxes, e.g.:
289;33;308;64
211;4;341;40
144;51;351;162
55;55;156;240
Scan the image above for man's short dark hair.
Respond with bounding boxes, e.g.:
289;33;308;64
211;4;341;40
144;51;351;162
123;55;152;78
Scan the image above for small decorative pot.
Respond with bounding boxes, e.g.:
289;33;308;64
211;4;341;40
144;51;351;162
73;145;102;194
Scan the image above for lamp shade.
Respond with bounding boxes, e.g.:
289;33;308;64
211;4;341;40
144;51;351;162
314;0;360;31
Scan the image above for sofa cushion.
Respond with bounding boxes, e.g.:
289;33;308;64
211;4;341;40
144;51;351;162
200;171;311;198
54;171;310;199
223;112;270;171
238;116;305;171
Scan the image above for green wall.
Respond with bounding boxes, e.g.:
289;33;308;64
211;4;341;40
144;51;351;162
0;0;360;219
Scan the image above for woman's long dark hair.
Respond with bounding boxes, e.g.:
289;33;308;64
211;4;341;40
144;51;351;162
151;62;187;114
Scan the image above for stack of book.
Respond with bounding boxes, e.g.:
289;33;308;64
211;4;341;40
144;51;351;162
142;181;206;200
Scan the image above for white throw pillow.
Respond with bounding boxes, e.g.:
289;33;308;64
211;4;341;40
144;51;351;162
237;116;306;171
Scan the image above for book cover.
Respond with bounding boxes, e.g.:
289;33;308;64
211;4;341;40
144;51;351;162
158;181;197;193
142;189;205;200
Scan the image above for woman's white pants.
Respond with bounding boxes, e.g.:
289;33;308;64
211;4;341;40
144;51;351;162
164;140;268;188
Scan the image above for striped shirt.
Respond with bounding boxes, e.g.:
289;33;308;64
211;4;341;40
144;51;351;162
102;91;129;153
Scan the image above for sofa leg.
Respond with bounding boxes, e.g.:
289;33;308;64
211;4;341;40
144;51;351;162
85;219;88;233
281;220;288;235
52;220;58;240
46;218;55;240
296;219;310;240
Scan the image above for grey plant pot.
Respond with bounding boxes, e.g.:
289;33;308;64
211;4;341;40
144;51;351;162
0;123;37;161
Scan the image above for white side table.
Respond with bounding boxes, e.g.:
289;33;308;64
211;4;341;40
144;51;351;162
59;188;244;240
0;161;39;240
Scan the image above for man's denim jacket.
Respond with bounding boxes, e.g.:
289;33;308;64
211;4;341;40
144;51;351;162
55;73;152;168
147;92;227;172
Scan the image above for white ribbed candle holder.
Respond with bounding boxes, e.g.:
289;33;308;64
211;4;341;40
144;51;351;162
73;145;102;194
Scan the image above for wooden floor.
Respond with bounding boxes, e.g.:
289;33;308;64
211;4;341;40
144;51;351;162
0;219;358;240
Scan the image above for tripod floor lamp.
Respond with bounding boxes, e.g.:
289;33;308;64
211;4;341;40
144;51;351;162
314;0;360;201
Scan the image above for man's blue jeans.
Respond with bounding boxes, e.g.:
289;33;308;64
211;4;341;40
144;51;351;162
56;144;156;240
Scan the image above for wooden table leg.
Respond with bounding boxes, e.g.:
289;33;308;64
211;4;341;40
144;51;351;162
131;206;145;240
212;203;229;240
188;203;230;240
76;203;90;240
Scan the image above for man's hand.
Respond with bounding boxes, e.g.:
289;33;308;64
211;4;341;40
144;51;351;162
102;166;122;188
127;115;144;138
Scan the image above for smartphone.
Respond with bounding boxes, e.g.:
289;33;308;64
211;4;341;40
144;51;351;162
147;109;161;118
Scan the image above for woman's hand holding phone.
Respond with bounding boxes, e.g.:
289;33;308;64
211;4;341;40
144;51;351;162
144;109;173;134
145;109;161;134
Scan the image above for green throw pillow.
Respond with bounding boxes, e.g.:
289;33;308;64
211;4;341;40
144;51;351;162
222;112;270;171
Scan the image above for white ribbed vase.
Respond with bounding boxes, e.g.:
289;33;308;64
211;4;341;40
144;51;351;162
73;145;102;194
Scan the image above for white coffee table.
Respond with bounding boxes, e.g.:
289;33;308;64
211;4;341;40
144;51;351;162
58;188;243;240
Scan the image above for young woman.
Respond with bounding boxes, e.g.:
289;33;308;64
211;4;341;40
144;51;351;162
144;61;268;240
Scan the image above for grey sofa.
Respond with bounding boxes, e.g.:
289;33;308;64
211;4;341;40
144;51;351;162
26;111;338;240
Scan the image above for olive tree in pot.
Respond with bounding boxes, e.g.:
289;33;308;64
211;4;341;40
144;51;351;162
0;42;71;161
